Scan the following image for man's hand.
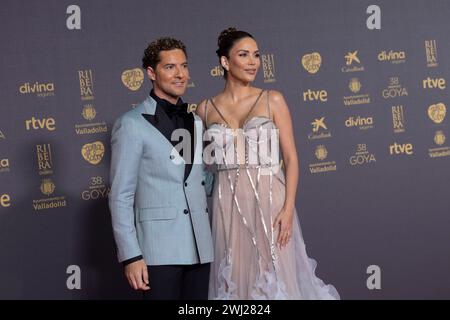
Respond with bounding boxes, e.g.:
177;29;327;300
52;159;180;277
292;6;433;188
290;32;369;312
124;259;150;290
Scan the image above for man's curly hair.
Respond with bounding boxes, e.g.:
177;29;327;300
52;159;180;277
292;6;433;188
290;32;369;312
142;37;187;70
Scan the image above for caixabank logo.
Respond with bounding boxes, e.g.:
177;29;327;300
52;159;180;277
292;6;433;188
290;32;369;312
341;51;364;73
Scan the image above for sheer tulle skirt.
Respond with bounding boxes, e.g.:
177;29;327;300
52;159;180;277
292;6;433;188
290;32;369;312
208;168;340;300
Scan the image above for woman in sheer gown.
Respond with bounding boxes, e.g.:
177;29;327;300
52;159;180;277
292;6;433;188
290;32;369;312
196;28;340;300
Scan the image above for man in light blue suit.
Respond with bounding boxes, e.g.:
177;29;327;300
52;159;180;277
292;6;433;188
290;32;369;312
109;38;213;300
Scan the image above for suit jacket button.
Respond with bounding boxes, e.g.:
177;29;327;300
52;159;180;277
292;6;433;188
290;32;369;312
184;182;188;187
201;180;205;185
206;208;208;213
183;209;189;214
170;155;175;160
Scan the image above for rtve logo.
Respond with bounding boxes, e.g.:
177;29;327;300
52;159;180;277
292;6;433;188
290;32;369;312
389;142;413;155
303;89;328;102
25;116;56;131
1;194;11;207
423;77;446;90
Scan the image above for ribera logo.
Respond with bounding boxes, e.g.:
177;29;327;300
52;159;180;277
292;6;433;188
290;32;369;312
25;116;56;131
378;50;406;64
345;116;373;130
79;70;94;100
36;143;53;176
19;82;54;98
1;194;11;207
425;40;438;68
392;105;405;133
262;54;276;83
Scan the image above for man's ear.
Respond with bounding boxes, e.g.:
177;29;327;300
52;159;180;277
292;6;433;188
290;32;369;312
147;67;156;81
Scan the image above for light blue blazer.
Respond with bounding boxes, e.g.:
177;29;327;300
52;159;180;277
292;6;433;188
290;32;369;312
109;96;213;265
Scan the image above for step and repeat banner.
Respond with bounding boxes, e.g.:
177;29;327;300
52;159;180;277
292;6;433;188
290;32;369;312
1;0;449;299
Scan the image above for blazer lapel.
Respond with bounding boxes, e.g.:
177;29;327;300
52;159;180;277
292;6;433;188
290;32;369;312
140;96;177;147
183;112;195;181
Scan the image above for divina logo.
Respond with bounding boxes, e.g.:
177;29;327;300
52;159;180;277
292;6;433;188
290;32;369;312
345;116;373;130
19;82;54;97
378;50;406;64
210;66;224;77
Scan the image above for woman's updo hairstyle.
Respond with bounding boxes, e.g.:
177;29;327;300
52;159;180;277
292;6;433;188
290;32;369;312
216;27;254;78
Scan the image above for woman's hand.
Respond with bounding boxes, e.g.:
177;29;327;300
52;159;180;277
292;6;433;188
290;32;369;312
273;206;294;249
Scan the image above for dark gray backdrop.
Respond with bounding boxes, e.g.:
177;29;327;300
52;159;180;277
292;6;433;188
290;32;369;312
0;0;449;299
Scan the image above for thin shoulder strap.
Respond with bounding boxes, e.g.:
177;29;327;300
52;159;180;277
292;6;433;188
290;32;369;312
209;98;232;128
243;89;265;123
204;99;209;126
266;90;271;119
